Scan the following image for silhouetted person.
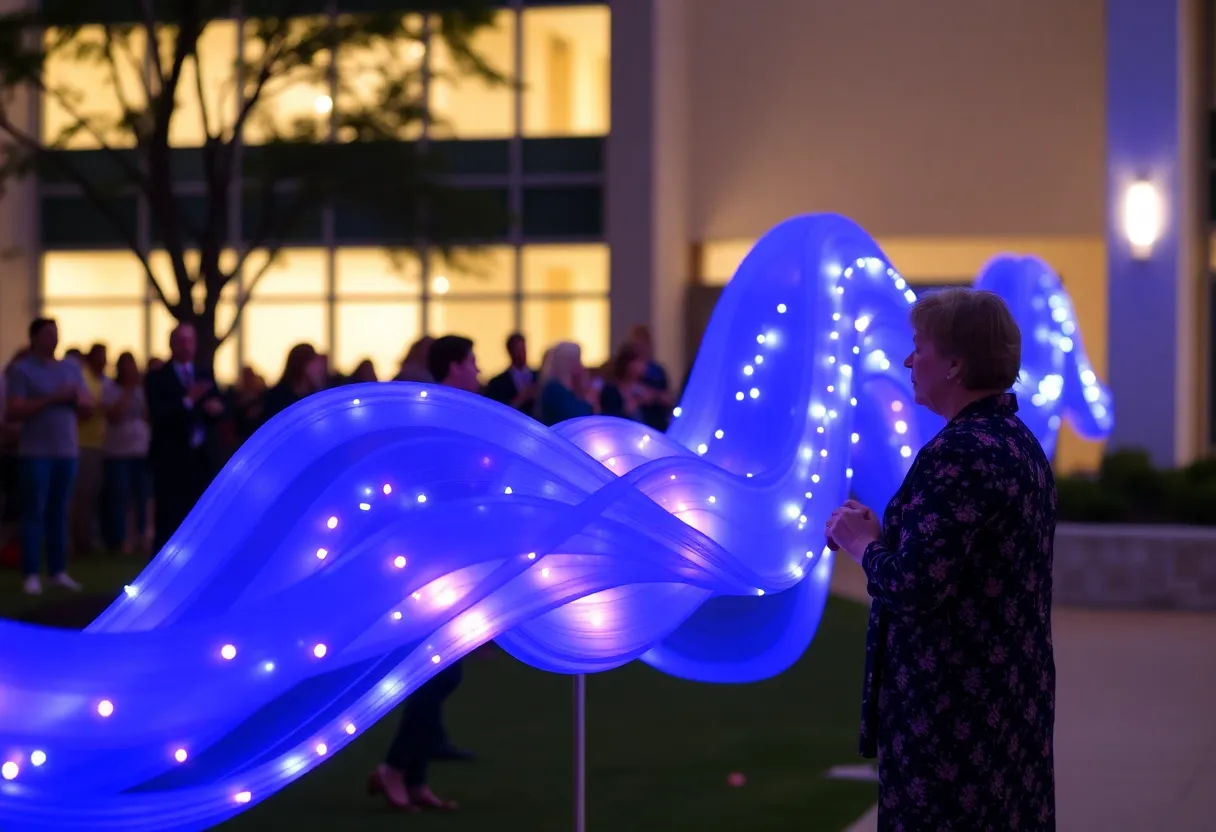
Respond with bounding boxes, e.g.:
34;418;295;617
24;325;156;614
145;323;224;557
368;334;481;813
484;333;537;413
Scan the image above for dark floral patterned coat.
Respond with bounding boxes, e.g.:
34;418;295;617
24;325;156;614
859;393;1057;831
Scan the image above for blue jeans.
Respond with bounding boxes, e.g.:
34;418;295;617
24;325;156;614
18;457;78;577
103;456;149;549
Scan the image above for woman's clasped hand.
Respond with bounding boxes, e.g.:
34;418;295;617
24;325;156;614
824;499;882;563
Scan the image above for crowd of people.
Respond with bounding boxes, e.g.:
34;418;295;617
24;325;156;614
0;318;676;596
0;286;1063;827
0;315;678;812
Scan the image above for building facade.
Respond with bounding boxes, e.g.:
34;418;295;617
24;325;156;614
0;0;1211;471
0;0;613;380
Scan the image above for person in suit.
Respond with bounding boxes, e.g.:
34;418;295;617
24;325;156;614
482;333;537;414
145;323;225;558
367;334;481;814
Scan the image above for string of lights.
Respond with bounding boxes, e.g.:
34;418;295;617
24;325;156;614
0;214;1112;831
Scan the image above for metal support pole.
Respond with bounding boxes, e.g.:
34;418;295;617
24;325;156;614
574;673;586;832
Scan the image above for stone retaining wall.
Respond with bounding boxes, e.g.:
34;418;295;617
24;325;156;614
1054;523;1216;611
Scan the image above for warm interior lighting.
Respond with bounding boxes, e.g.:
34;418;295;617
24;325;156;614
1122;180;1163;259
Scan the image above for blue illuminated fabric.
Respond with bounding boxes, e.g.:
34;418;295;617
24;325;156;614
0;214;1112;830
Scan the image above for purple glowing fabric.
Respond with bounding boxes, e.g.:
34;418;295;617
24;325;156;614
0;214;1111;830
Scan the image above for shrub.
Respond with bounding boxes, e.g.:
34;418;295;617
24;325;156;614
1056;450;1216;525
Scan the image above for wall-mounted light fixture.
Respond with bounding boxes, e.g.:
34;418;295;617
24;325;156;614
1122;179;1163;260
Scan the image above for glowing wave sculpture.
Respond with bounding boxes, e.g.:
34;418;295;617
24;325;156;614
0;214;1112;831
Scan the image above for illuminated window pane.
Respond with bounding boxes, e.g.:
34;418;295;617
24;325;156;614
335;301;421;379
150;302;239;383
522;297;609;367
522;6;610;137
166;22;239;147
429;11;514;139
243;249;327;299
335;15;425;142
428;247;514;296
42;26;143;149
241;302;329;382
335;248;421;296
243;18;331;144
43;251;144;300
148;250;240;307
426;299;515;369
522;244;609;294
42;304;145;365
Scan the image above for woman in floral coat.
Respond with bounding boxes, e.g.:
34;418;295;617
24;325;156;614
828;288;1057;831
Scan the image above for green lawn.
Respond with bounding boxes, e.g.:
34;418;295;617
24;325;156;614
2;557;877;832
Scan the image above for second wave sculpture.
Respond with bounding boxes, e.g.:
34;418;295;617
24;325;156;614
0;214;1113;831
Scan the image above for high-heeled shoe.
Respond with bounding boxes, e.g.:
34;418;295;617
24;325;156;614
408;786;458;812
366;766;420;812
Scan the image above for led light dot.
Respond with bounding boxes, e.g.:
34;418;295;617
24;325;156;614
326;517;338;529
30;751;46;767
345;723;357;735
220;644;237;660
234;792;251;804
393;555;407;569
315;743;328;756
312;644;327;659
382;484;392;495
97;700;114;717
174;748;188;763
315;548;328;560
2;762;18;780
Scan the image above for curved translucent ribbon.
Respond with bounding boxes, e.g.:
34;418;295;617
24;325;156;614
0;214;1112;831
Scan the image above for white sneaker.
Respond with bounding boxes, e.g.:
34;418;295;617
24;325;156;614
22;575;42;595
50;573;82;592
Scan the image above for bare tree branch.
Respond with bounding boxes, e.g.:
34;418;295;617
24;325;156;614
0;106;175;313
100;27;149;148
138;0;165;88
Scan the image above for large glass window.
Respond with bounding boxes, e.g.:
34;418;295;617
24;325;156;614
334;15;426;142
43;251;145;300
42;304;147;364
243;248;328;298
242;18;332;144
242;302;329;381
42;26;145;149
42;24;240;149
428;11;515;138
427;299;516;370
335;248;422;297
522;243;609;294
522;297;609;367
165;21;239;147
336;301;421;380
522;6;610;137
428;247;514;296
41;237;612;386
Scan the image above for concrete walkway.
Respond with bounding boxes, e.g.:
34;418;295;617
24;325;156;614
831;556;1216;831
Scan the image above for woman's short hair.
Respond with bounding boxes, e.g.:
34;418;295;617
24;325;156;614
909;287;1022;391
539;341;582;388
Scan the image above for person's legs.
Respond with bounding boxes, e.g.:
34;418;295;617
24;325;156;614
18;458;52;581
151;466;185;556
102;457;129;551
70;448;103;554
45;457;78;579
375;660;464;809
131;457;150;544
